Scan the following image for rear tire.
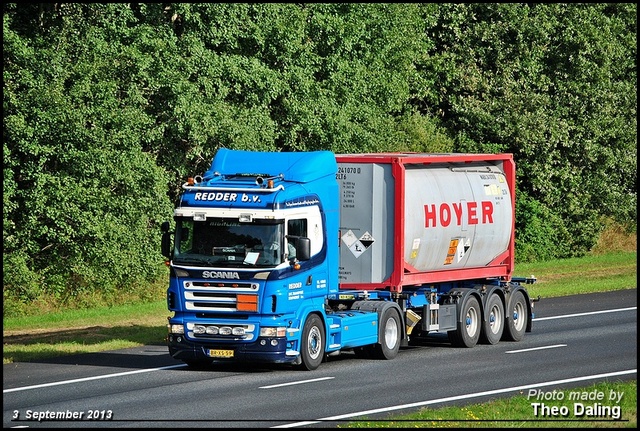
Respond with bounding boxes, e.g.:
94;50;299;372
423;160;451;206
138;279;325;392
299;314;325;370
448;295;481;348
503;290;528;342
480;293;504;345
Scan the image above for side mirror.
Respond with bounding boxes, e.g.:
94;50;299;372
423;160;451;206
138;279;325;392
296;237;311;261
161;233;171;259
161;221;172;259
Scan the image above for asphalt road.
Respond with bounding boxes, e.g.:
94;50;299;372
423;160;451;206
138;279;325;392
3;289;637;428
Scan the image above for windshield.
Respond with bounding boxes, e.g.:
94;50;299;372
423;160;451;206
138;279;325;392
172;218;285;267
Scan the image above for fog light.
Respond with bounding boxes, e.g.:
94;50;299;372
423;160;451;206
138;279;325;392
270;339;278;346
260;340;266;345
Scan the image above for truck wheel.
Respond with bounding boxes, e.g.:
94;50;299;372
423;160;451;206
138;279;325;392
448;295;481;348
503;290;528;342
370;308;401;360
299;314;325;371
480;293;504;345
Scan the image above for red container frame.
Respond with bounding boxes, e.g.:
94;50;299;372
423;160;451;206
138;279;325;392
335;153;516;293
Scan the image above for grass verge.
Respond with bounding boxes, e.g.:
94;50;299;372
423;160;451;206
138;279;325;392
518;251;637;298
3;301;169;364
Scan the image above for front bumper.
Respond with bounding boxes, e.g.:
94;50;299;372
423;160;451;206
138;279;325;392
167;333;297;365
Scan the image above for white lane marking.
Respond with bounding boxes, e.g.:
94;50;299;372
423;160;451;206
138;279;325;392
506;344;567;353
534;306;636;321
260;377;334;389
271;369;637;428
2;364;185;393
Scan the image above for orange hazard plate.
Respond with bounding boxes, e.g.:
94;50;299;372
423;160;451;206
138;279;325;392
208;349;234;358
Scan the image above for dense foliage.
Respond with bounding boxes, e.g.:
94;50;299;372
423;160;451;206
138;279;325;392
3;3;636;315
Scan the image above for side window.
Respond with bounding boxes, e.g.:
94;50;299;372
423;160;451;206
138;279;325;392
287;219;307;237
177;221;194;254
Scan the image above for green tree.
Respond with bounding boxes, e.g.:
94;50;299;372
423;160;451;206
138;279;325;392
415;3;636;259
4;4;174;312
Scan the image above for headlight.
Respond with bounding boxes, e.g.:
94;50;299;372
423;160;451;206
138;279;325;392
260;327;287;337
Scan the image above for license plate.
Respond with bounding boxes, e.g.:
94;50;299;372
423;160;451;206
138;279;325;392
208;349;234;358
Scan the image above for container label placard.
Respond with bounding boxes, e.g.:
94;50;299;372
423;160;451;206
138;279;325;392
342;230;375;259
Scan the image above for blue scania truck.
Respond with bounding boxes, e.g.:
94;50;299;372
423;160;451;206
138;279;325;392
161;149;536;370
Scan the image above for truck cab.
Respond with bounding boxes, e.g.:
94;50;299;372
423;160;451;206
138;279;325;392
161;149;345;370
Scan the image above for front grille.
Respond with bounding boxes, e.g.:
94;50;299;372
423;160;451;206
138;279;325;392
183;281;259;312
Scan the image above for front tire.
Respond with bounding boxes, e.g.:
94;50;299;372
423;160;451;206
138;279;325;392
299;314;325;371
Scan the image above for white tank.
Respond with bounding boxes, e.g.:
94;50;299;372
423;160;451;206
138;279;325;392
335;153;515;288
